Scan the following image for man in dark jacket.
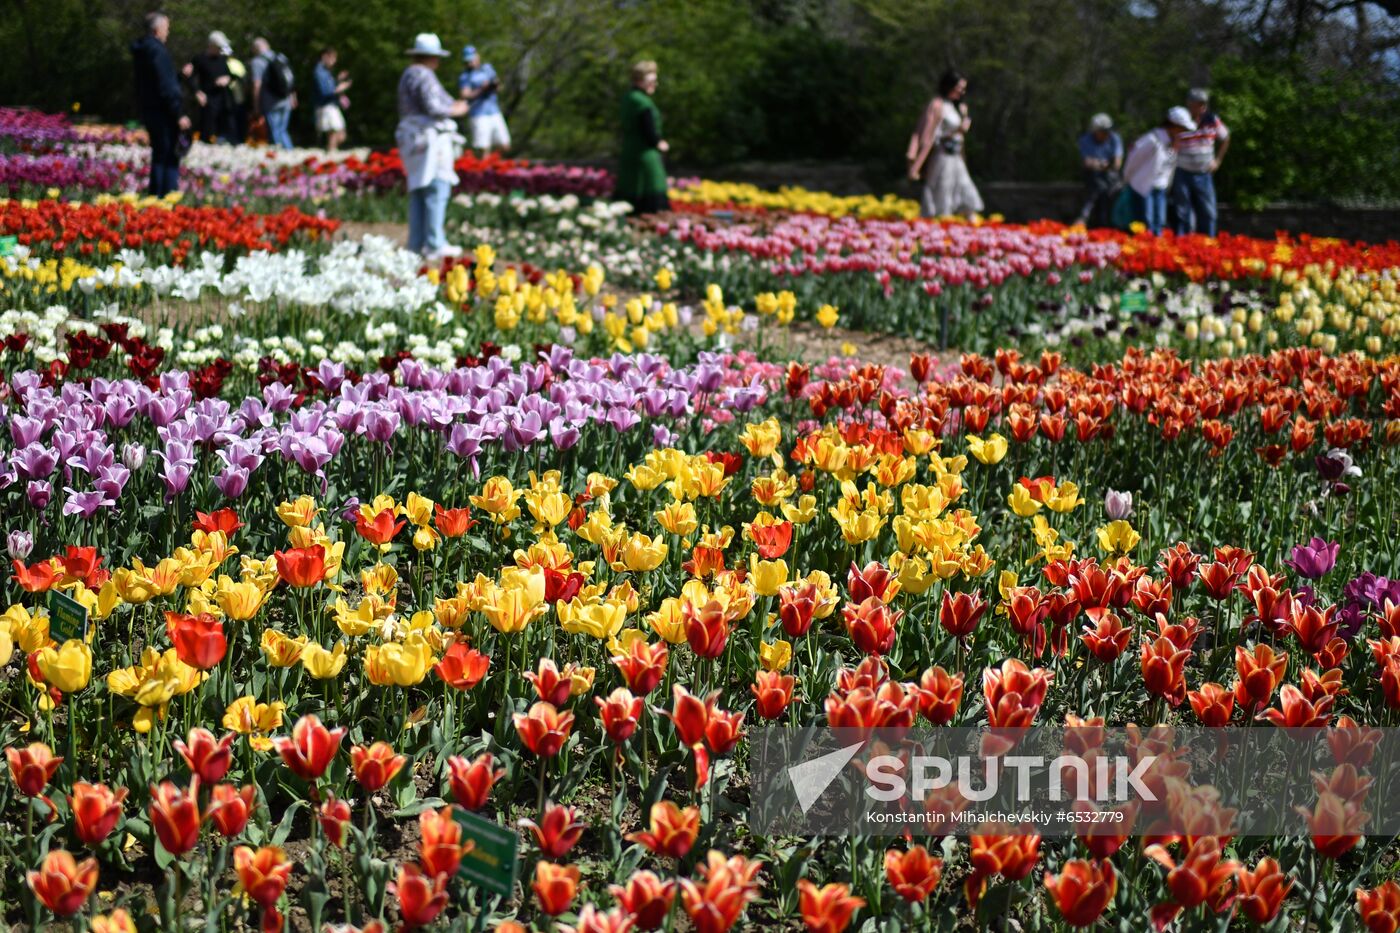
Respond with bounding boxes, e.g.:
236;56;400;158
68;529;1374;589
130;12;189;196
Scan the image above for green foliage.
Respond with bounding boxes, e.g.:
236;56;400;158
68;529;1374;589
0;0;1397;203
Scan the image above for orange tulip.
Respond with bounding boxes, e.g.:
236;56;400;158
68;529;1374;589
434;642;490;690
1303;790;1367;859
797;879;864;933
1233;643;1288;711
524;658;574;706
1235;856;1292;925
522;802;585;859
27;849;98;917
751;670;795;720
234;845;292;911
7;741;63;797
419;805;471;877
274;545;326;588
533;861;581;916
395;862;448;929
1140;635;1190;707
433;503;477;537
679;851;762;933
842;596;900;656
446;752;504;810
1358;880;1400;933
684;599;731;660
1044;858;1116;927
628;800;700;859
272;714;346;781
1188;682;1235;727
1258;683;1333;728
356;509;405;546
884;845;942;903
939;589;987;640
68;781;127;846
1144;836;1238;914
351;741;408;793
751;521;793;559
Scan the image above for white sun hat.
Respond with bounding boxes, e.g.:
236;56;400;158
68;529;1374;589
404;33;450;57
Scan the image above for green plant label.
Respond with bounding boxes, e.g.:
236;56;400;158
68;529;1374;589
454;810;519;897
1120;290;1150;313
48;589;89;643
0;235;16;257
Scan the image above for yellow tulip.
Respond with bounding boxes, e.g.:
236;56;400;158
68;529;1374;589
562;599;628;640
654;501;699;537
749;555;789;597
1007;484;1042;518
276;496;320;528
470;476;522;523
645;598;687;644
404;492;435;528
1045;481;1085;513
1096;520;1142;555
364;635;435;687
619;533;668;573
759;639;792;672
36;640;92;692
301;642;348;679
260;630;308;667
216;576;269;621
222;695;286;750
966;433;1009;465
739;419;783;458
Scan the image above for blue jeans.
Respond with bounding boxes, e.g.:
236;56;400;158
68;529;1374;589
1171;169;1218;236
143;115;181;197
1131;187;1168;235
265;105;293;149
407;180;452;254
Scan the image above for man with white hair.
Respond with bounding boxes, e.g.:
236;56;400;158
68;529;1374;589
130;11;190;196
250;36;297;148
1076;112;1123;227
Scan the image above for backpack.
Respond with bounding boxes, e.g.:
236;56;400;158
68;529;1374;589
263;52;293;100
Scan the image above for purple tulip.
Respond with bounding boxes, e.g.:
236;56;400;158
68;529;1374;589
1104;489;1133;521
1284;537;1339;579
62;487;114;518
26;480;51;510
7;530;33;561
122;443;146;471
214;466;250;499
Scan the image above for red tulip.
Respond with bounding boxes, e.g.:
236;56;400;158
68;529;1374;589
842;596;900;656
207;783;257;838
166;612;227;670
1234;643;1288;710
705;706;745;756
679;851;762;933
355;508;405;546
798;879;864;933
1303;790;1367;859
318;794;352;848
667;685;714;748
609;870;676;931
68;781;127;846
446;752;504;810
7;741;63;796
351;741;408;792
596;687;643;743
149;780;203;855
524;658;574;706
628;801;699;859
847;561;896;603
1188;682;1235;727
684;599;731;659
174;727;235;783
1259;683;1333;728
1044;858;1116;927
272;714;345;781
1358;880;1400;933
778;582;818;637
27;849;98;917
1140;635;1190;707
611;638;668;695
915;666;964;726
522;802;585;859
433;503;477;537
1235;856;1292;924
273;545;326;588
751;521;793;559
513;701;575;758
939;589;987;639
192;508;242;535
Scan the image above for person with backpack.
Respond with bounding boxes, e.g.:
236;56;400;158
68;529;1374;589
250;37;297;149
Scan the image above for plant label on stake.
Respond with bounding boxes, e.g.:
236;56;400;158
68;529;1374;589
1120;290;1150;313
0;235;16;257
48;589;90;643
453;810;519;898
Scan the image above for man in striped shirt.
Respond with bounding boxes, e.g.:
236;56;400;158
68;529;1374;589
1170;87;1230;237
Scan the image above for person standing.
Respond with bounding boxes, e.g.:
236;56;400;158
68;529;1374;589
250;37;297;149
312;47;352;152
457;45;510;155
396;33;468;258
130;12;189;197
1171;87;1230;236
614;60;670;216
906;69;984;219
188;31;236;143
1076;113;1123;227
1122;106;1196;235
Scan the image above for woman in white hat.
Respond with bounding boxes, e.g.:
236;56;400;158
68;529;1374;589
1122;106;1196;235
396;33;469;259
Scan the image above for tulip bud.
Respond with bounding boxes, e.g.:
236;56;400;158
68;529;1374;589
122;443;146;471
1103;489;1133;521
7;530;33;560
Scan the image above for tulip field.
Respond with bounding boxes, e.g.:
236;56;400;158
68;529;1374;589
3;106;1400;932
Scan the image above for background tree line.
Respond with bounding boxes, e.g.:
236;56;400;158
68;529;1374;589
3;0;1398;208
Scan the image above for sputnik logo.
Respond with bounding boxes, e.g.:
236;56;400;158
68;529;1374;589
788;741;865;813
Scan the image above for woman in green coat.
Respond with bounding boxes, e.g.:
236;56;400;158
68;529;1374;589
615;60;670;215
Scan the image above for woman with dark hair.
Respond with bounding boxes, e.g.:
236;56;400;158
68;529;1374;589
907;69;984;218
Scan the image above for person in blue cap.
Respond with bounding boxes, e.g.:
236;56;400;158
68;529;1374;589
457;44;510;155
